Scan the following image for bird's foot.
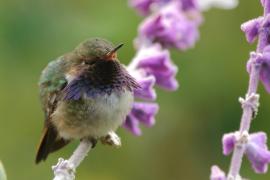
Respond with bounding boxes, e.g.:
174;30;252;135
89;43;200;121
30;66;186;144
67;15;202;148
90;138;98;148
100;131;121;148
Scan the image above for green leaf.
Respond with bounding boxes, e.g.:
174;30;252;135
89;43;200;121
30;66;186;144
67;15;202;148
0;161;7;180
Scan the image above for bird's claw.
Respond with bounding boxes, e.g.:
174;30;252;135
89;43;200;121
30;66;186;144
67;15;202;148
101;131;121;148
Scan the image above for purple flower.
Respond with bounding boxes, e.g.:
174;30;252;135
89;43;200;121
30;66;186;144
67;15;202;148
129;0;174;16
247;46;270;93
124;112;141;136
123;102;159;136
261;0;267;7
129;0;198;16
210;165;226;180
241;17;263;43
125;43;177;135
241;14;270;48
134;75;157;100
127;0;201;136
246;132;270;173
129;43;178;90
179;0;198;10
222;131;270;174
129;0;155;16
222;132;236;155
259;48;270;93
137;1;202;50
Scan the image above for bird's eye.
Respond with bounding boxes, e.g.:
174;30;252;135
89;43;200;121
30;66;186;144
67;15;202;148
85;60;97;65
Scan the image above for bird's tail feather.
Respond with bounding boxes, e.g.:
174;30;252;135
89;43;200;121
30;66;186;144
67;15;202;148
35;126;69;164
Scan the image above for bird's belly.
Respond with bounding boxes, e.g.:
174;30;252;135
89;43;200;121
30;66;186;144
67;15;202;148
51;91;133;140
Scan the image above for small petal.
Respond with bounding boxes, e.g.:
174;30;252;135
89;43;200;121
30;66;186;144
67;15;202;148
138;1;201;50
179;0;199;10
246;141;270;173
129;0;155;16
260;0;270;12
153;67;179;90
132;102;159;126
260;64;270;93
241;17;263;44
222;132;236;155
257;46;270;92
129;0;200;15
129;0;181;16
246;47;270;93
123;113;142;136
210;165;226;180
134;75;157;100
198;0;238;11
249;132;268;148
131;44;179;90
123;102;159;135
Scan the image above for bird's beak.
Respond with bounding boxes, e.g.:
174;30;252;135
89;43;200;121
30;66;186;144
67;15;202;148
105;43;124;60
111;43;124;53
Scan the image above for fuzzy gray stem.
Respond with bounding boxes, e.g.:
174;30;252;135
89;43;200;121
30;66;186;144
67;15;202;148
52;139;92;180
227;0;270;178
0;161;7;180
227;64;260;179
68;140;92;168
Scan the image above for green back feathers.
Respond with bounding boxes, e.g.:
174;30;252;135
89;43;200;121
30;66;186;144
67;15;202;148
39;58;67;92
39;58;68;113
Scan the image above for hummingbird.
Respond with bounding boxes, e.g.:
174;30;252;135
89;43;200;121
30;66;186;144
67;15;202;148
35;38;139;164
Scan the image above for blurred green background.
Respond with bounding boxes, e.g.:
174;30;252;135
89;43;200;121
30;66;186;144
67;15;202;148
0;0;269;179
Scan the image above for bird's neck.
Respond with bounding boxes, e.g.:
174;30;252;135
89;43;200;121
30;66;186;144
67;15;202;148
64;60;139;100
84;60;132;89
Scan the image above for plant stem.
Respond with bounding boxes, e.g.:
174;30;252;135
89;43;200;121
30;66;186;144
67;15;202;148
68;140;92;168
227;63;260;179
52;140;93;180
227;1;270;178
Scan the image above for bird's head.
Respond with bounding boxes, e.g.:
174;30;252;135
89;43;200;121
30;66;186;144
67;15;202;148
63;38;140;99
73;38;123;64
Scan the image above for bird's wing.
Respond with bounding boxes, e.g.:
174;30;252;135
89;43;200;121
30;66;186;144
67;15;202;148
36;58;69;163
39;58;67;120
